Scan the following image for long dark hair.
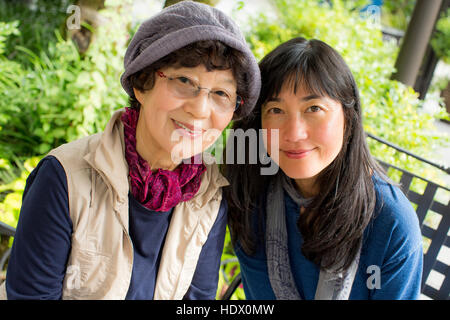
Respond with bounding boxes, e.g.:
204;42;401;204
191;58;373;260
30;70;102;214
222;37;387;272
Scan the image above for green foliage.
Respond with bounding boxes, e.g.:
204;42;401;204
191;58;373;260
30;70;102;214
431;8;450;63
216;226;245;300
380;0;415;31
0;2;129;159
0;0;72;68
0;157;41;230
0;20;19;55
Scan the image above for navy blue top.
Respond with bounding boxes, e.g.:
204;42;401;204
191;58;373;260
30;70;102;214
6;156;227;300
235;176;424;300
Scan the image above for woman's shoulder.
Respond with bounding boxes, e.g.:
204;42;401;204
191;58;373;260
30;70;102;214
371;174;419;227
23;156;69;208
28;156;67;185
48;133;102;165
364;175;423;262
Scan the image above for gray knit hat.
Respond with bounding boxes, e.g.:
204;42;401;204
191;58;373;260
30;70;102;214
120;1;261;114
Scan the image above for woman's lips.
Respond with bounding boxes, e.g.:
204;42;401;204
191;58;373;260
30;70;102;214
172;119;204;138
282;148;315;159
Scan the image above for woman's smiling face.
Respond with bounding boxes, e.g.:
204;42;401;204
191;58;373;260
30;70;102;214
261;83;345;195
133;64;237;170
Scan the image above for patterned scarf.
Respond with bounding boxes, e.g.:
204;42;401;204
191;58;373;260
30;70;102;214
121;107;206;212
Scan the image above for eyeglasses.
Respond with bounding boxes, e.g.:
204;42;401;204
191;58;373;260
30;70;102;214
157;71;243;113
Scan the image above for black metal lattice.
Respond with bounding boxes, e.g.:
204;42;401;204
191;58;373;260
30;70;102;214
378;160;449;300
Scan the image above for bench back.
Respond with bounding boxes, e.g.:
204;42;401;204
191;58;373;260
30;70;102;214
377;159;449;300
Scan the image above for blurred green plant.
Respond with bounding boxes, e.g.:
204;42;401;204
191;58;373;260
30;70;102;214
380;0;415;31
0;156;41;232
0;1;129;159
0;0;72;68
215;226;245;300
338;0;415;31
431;7;450;64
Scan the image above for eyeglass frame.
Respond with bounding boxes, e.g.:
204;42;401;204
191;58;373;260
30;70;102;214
156;71;244;112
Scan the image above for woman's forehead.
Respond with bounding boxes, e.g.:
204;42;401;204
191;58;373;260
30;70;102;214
275;73;326;98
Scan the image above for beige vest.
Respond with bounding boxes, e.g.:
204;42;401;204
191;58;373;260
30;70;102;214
0;109;228;300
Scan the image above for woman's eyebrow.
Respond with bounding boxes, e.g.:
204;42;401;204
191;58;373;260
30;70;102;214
267;94;322;103
222;78;235;84
210;77;235;87
300;94;321;101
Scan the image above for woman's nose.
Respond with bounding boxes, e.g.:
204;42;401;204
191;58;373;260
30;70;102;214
283;116;308;142
183;90;211;119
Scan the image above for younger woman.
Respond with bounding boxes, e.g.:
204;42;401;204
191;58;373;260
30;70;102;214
223;37;423;300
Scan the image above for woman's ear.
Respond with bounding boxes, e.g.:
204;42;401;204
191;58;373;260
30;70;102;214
133;87;144;105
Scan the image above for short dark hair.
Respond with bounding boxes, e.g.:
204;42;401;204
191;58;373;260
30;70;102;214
128;40;249;119
223;37;388;272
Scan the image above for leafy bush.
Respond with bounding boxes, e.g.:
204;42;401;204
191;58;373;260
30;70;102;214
0;157;41;231
0;2;129;159
380;0;415;31
431;8;450;64
0;0;72;68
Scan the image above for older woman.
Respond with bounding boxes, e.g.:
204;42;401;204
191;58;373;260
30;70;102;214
1;2;260;300
223;37;423;300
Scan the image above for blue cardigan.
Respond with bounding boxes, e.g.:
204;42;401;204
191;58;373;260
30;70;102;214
235;176;424;300
6;156;227;299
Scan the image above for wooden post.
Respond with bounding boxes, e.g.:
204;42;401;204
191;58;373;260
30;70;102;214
392;0;443;87
413;0;450;99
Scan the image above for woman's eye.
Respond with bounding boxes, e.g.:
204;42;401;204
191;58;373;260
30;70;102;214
213;90;231;100
307;105;322;113
267;107;283;114
176;76;194;86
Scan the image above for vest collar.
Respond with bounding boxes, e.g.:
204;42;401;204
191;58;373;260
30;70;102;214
84;109;130;203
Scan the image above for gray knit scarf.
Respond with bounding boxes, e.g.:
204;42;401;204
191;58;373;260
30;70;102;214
265;172;361;300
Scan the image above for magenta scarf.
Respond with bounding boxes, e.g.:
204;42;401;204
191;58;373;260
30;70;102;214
121;107;206;212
